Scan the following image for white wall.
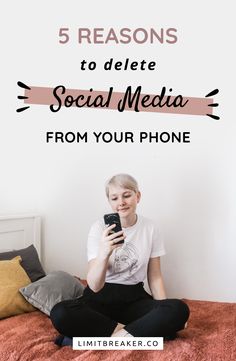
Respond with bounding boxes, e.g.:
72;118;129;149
1;1;235;302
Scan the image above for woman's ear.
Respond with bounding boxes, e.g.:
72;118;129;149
137;191;141;203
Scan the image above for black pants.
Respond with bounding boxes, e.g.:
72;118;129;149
50;282;190;337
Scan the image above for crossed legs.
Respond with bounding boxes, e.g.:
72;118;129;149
50;297;190;338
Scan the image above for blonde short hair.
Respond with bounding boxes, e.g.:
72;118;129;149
105;174;139;198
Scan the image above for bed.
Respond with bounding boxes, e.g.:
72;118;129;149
0;215;235;361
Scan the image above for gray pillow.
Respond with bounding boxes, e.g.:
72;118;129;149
19;271;85;316
0;244;45;282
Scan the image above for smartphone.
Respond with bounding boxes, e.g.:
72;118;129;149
104;212;124;244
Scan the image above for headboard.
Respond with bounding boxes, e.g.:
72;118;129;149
0;215;41;260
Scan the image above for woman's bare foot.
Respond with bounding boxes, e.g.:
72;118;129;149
111;323;125;335
111;323;133;337
111;328;133;337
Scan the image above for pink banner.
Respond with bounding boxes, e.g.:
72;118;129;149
17;82;219;119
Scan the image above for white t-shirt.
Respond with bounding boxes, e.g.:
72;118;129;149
87;215;166;285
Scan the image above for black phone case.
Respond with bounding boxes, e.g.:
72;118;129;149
104;212;124;244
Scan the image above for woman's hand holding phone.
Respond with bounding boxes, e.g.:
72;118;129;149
97;224;125;260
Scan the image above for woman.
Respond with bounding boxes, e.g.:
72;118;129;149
50;174;189;342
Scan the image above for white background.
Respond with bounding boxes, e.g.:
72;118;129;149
1;1;235;301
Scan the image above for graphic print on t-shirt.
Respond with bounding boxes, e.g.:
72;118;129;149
112;242;139;281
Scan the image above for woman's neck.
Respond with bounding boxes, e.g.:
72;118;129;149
121;214;137;228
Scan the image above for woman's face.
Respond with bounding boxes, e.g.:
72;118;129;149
108;185;141;219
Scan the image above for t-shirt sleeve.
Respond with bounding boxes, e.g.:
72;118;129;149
87;220;104;261
150;224;166;258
